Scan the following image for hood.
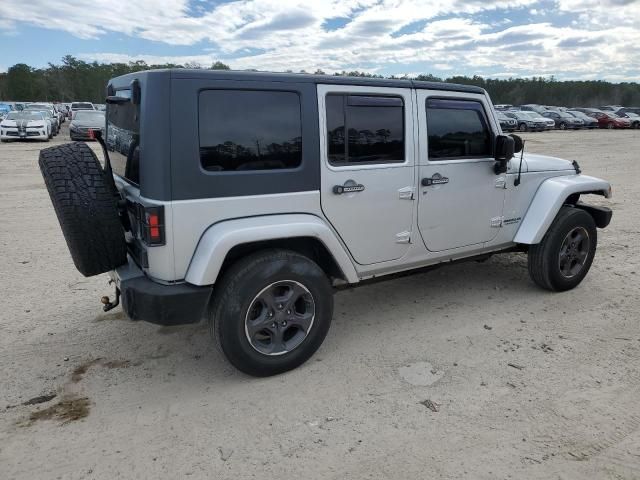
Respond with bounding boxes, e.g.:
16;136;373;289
522;153;575;173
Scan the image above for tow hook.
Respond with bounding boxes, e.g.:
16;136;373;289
101;281;121;312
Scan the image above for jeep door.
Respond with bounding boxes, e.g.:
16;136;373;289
416;92;506;252
318;85;415;265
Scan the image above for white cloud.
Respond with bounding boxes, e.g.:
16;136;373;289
1;0;639;80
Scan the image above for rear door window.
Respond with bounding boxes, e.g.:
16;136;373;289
326;94;404;165
426;98;492;160
198;90;302;172
107;89;140;184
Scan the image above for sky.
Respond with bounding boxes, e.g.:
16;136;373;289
0;0;639;81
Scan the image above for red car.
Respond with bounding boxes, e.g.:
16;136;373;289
588;111;632;129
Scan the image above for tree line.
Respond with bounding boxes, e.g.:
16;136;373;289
1;55;638;107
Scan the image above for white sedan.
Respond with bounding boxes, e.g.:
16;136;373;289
0;111;50;142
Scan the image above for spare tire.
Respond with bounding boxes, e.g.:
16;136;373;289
39;142;127;277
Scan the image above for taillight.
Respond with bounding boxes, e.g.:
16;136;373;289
140;205;165;246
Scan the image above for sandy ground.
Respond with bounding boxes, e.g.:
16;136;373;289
0;126;639;480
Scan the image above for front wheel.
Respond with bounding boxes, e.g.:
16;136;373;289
559;122;566;130
519;123;528;132
528;207;597;292
607;122;614;129
210;249;334;376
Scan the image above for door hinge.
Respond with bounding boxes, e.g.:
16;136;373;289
398;186;414;200
396;231;411;244
490;216;504;228
495;177;507;189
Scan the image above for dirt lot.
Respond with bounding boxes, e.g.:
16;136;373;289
0;126;639;480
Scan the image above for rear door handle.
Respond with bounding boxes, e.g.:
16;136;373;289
421;174;449;186
333;183;365;194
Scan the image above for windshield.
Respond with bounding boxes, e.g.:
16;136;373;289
75;111;105;122
4;112;44;121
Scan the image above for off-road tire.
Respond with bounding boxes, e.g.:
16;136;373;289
528;206;597;292
210;249;334;377
39;142;127;277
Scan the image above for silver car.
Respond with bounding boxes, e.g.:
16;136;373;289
69;110;106;141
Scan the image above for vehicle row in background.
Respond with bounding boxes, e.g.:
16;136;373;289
495;103;640;130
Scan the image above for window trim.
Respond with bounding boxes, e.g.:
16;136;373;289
326;92;407;167
425;96;495;162
197;88;304;175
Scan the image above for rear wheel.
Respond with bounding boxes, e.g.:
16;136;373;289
528;207;597;292
210;249;333;376
607;122;614;129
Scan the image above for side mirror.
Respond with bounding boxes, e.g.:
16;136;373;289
510;134;524;153
494;134;514;174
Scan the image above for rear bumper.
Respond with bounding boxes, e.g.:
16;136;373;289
109;258;212;326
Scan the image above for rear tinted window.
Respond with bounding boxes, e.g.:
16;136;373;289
107;90;140;184
72;103;94;110
326;94;404;165
199;90;302;172
426;98;492;160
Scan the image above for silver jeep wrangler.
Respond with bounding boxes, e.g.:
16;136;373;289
39;69;612;376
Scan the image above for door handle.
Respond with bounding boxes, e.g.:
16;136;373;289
333;183;365;195
421;174;449;186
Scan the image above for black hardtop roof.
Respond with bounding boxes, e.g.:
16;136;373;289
110;68;486;94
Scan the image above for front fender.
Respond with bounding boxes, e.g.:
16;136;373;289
514;174;611;244
184;214;359;286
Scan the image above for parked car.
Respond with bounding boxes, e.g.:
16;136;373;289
1;111;50;142
566;110;599;129
70;102;95;119
0;103;13;120
69;110;106;140
23;104;59;135
520;104;548;114
495;110;517;132
587;111;631;129
599;105;623;112
506;111;547;131
541;111;583;129
615;107;640;116
27;103;63;126
613;110;640;128
53;104;66;123
38;69;613;376
523;111;555;130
